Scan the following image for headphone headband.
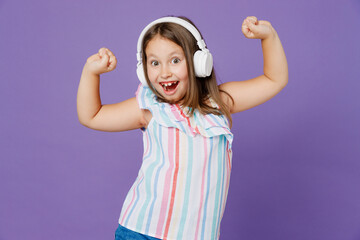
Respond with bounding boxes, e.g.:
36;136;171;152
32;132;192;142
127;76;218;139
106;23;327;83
136;17;207;62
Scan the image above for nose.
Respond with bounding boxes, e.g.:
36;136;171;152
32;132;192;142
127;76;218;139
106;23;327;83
160;64;172;79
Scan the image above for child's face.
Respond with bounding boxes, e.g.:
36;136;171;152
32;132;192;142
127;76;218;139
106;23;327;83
145;35;189;104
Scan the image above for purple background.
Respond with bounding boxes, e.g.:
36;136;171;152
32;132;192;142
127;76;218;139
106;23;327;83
1;0;359;239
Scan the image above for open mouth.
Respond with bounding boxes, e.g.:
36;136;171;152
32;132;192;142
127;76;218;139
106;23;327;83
160;81;179;92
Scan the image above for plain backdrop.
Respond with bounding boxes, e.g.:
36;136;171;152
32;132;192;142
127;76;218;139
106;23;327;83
1;0;359;239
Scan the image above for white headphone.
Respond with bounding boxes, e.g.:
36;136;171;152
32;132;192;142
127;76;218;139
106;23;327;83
136;17;213;86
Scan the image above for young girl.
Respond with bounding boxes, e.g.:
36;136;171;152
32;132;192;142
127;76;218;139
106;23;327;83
77;16;288;240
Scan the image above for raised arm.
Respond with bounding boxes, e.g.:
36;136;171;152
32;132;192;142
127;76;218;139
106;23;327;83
219;16;288;114
77;48;147;132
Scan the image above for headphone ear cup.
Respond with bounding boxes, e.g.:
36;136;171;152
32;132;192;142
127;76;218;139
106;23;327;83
193;50;213;77
136;62;148;86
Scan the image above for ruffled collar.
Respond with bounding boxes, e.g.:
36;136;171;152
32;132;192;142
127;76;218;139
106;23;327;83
136;84;233;146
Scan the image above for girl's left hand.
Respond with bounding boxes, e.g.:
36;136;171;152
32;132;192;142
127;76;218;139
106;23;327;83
241;16;274;40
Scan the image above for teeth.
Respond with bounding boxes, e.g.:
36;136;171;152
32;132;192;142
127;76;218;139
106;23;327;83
161;82;177;87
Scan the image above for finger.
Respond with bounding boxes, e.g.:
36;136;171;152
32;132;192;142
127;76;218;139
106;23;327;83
241;18;248;29
243;20;259;39
108;55;117;70
247;16;258;25
99;47;107;53
98;48;110;59
241;24;249;34
100;53;110;69
242;18;253;30
242;19;251;35
245;19;257;32
99;48;109;59
105;48;115;57
241;24;251;37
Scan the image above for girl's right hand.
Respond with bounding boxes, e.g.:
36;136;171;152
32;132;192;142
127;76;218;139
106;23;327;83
84;47;117;75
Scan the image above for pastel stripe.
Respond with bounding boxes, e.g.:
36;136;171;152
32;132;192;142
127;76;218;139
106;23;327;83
175;104;200;134
214;136;226;237
201;137;214;240
163;128;180;239
120;173;144;225
136;128;156;230
219;141;231;222
156;127;175;235
194;137;209;239
176;135;193;239
168;131;186;237
144;123;165;235
123;173;145;226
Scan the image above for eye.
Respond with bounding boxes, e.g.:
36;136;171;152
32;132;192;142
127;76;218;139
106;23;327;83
171;58;180;64
151;60;159;66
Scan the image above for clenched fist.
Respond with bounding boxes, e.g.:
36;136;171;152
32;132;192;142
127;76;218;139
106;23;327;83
241;16;274;40
84;47;117;75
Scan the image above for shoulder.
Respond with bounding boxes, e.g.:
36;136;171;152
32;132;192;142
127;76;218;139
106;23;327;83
135;84;161;128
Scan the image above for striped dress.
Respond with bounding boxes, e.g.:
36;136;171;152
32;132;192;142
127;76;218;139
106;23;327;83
118;84;233;240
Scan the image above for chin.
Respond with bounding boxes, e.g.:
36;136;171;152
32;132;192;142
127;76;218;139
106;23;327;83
162;95;184;104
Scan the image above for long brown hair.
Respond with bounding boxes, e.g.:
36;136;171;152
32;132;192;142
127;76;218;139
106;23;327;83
141;16;233;127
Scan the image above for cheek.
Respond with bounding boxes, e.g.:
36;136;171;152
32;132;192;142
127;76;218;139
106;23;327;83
176;64;189;82
146;68;157;82
180;68;189;83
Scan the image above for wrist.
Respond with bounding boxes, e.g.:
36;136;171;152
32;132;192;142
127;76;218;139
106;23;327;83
82;63;101;77
262;25;278;41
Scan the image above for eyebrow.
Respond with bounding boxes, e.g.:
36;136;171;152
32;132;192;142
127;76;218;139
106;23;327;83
146;51;184;59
